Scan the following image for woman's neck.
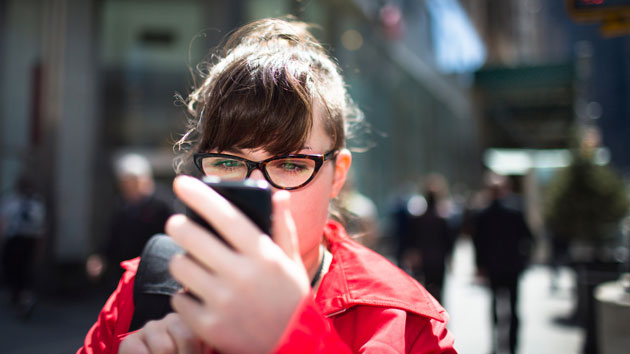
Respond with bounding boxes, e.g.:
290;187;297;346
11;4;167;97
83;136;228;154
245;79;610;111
303;243;324;282
302;241;333;292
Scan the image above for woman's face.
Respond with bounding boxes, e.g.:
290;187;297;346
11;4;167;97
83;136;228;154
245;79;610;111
210;104;351;271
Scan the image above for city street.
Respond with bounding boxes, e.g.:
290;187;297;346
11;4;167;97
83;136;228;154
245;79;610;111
1;288;109;354
445;238;583;354
1;237;584;354
1;1;627;353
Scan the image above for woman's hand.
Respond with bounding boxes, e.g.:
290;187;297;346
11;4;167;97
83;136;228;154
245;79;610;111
166;176;311;354
118;313;205;354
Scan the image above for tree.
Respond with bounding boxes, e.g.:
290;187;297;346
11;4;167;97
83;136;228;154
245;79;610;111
545;147;628;247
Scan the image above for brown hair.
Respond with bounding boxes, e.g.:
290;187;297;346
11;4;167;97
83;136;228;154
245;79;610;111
174;17;362;173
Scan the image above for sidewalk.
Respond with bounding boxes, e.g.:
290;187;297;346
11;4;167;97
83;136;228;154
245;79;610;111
1;289;108;354
444;237;583;354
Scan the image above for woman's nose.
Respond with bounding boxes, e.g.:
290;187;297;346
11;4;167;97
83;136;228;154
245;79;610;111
248;169;266;181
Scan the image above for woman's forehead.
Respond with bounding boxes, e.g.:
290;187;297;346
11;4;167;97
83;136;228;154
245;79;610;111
304;104;333;149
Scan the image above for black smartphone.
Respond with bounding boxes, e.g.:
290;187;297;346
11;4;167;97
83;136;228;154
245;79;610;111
186;177;272;240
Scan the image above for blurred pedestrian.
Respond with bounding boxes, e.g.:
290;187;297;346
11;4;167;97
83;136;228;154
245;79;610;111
388;181;424;268
0;174;46;319
472;173;533;354
406;189;452;303
86;153;173;288
547;230;569;294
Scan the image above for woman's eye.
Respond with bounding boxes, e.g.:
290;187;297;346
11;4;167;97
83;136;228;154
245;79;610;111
277;160;308;172
214;159;242;169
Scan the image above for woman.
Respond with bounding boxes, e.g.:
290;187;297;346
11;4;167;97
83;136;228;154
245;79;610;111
79;18;456;353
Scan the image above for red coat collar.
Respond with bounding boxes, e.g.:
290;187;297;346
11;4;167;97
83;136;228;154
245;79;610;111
315;221;447;323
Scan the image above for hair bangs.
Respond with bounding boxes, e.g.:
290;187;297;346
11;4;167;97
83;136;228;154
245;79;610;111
198;54;314;155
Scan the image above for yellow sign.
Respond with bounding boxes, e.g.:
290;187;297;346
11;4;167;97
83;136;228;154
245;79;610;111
566;0;630;36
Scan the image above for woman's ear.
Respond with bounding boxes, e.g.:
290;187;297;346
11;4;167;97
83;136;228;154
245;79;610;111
330;149;352;198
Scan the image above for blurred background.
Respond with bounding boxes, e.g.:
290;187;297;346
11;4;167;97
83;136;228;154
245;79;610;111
1;0;630;353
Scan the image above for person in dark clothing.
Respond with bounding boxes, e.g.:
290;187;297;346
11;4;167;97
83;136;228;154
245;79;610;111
391;193;414;268
407;190;452;303
86;153;173;287
472;173;533;354
104;192;172;278
0;175;46;319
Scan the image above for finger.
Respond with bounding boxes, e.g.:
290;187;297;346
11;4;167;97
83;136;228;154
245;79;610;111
171;292;217;342
169;253;229;306
271;191;302;265
173;175;266;255
166;214;239;276
119;332;151;354
143;320;177;353
164;313;204;354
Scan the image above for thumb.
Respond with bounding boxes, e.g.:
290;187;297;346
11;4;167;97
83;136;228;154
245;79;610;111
272;191;303;267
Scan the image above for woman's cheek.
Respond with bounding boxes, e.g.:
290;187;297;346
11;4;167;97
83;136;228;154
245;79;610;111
290;189;331;254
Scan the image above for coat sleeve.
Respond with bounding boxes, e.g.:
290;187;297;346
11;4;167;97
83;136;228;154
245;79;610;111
77;264;137;354
273;295;457;353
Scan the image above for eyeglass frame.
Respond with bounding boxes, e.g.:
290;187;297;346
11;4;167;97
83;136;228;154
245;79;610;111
193;149;339;190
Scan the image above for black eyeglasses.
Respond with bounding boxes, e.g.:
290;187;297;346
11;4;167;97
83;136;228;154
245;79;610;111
193;150;339;190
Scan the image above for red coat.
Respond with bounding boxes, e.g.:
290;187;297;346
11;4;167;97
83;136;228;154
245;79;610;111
78;221;456;353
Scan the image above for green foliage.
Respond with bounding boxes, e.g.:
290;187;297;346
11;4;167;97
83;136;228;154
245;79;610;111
545;152;629;244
